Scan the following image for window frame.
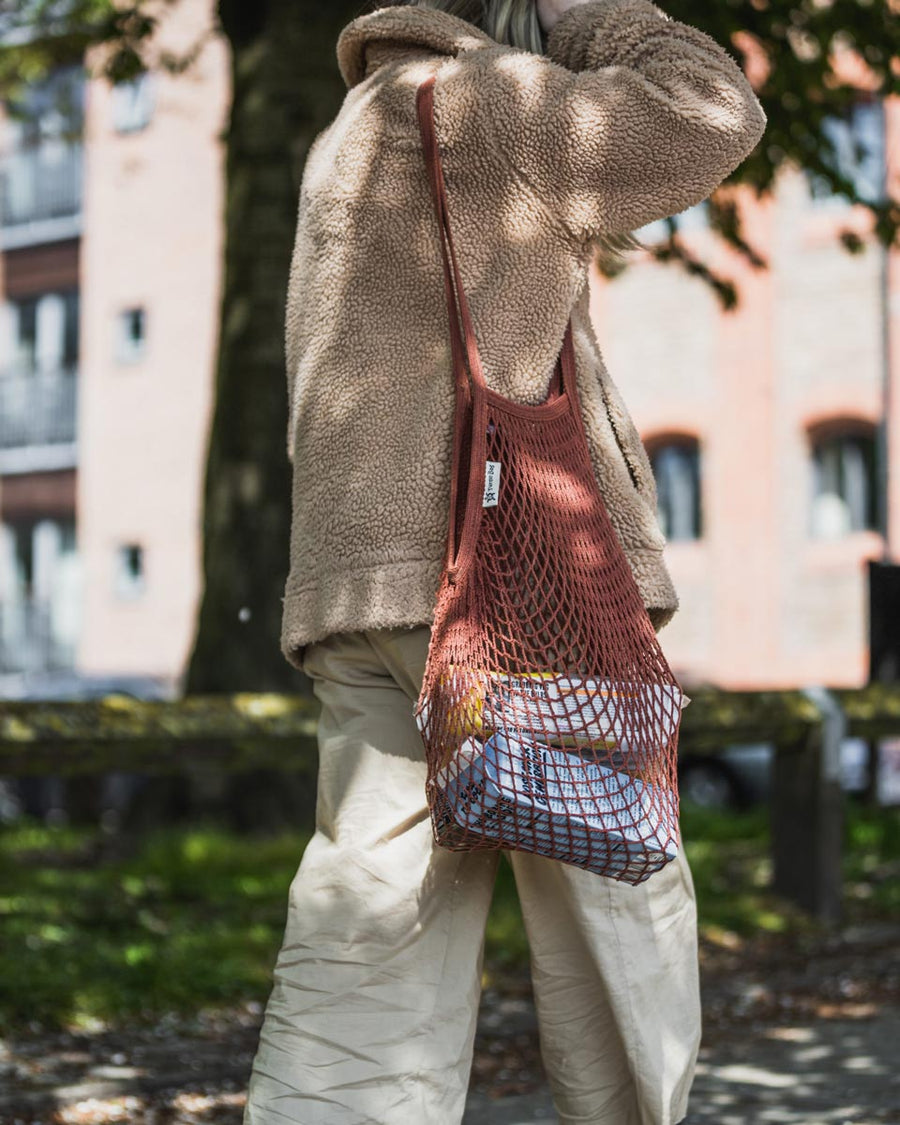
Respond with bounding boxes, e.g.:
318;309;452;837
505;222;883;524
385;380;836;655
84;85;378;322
807;419;880;540
115;305;147;365
645;432;704;543
114;542;146;600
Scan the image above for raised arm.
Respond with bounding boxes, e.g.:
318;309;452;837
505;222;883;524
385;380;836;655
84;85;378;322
438;0;767;246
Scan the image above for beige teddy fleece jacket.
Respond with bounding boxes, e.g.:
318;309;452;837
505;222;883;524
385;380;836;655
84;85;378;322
280;0;766;670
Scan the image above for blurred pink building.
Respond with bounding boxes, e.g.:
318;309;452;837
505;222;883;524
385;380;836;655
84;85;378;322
0;0;896;693
0;0;228;693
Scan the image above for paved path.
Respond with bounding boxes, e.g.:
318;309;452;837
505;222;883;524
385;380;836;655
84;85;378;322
464;1008;900;1125
4;994;899;1124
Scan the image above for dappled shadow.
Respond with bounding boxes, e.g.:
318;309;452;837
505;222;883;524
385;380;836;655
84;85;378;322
6;999;897;1125
685;1012;900;1124
0;1006;260;1124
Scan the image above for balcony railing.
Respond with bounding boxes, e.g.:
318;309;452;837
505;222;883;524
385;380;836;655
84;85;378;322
0;600;75;674
0;368;77;451
0;142;82;228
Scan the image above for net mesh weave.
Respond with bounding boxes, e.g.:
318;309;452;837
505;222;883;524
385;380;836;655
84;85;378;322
413;78;684;885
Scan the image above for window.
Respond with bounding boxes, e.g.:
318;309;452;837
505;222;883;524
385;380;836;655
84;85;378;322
0;518;79;671
111;73;155;134
3;519;34;599
0;291;79;376
62;291;79;367
1;69;84;227
8;297;37;374
1;519;78;603
809;425;879;539
649;437;702;541
5;66;84;149
115;543;145;598
806;99;885;207
115;307;146;364
635;201;710;245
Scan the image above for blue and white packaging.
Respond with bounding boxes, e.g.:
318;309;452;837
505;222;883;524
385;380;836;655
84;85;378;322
434;731;678;879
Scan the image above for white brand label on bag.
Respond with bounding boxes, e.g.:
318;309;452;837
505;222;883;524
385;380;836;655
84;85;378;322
482;461;501;507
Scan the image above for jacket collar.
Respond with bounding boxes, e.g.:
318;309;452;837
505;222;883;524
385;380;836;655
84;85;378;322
337;5;495;88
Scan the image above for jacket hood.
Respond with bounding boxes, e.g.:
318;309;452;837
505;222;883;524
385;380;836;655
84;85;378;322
337;5;495;88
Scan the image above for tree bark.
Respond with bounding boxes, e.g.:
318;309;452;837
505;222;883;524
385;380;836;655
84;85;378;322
184;0;358;694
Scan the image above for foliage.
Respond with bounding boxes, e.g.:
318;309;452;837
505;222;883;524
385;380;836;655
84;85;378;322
0;0;204;87
842;801;900;917
1;802;897;1032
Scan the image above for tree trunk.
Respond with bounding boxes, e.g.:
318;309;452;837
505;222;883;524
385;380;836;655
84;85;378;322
184;0;357;695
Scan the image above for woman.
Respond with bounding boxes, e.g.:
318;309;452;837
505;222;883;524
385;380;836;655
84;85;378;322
244;1;766;1122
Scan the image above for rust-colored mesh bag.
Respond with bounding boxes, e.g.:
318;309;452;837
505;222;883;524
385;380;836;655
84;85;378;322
413;77;686;885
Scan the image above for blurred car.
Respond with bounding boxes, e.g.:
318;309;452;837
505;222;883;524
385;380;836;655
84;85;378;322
678;736;872;810
0;670;174;703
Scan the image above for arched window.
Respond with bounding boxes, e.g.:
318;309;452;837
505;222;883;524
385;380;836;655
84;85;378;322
648;436;702;541
809;423;879;539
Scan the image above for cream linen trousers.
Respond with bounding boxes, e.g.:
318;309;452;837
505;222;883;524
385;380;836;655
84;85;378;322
243;625;701;1125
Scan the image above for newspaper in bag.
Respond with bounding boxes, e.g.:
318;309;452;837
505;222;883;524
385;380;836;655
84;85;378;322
434;731;678;881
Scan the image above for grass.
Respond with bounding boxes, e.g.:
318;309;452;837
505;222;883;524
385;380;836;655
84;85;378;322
1;802;898;1032
0;825;303;1031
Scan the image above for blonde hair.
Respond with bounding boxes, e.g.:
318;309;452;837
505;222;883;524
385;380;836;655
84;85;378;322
399;0;544;54
394;0;648;265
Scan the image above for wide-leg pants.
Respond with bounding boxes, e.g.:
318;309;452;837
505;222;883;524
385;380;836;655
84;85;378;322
243;625;701;1125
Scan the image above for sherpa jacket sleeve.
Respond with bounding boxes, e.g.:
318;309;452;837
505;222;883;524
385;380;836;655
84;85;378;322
442;0;766;246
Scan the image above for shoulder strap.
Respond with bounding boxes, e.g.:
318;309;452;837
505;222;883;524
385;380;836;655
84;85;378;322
417;76;486;393
416;75;573;403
